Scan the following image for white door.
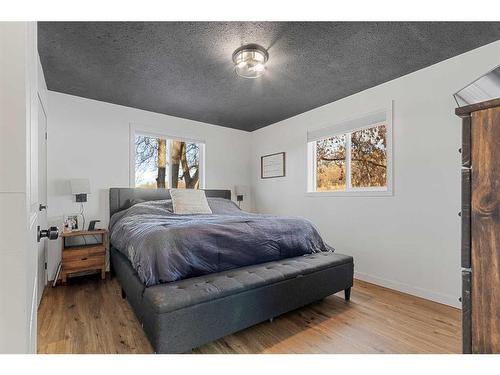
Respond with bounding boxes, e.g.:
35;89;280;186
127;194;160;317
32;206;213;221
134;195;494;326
0;21;43;354
26;22;40;354
37;95;48;306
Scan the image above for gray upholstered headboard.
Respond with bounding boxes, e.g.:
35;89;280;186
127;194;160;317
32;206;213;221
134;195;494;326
109;188;231;218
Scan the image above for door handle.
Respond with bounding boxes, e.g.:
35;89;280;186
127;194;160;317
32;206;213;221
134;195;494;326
39;204;48;211
37;226;59;242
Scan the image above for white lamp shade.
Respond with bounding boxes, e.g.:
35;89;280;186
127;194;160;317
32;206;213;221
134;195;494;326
70;178;90;194
235;185;249;196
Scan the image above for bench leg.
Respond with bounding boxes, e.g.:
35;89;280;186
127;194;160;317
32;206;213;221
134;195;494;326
344;287;351;301
121;288;126;299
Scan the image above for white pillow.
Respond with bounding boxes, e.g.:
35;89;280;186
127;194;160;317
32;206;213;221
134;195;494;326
169;189;212;214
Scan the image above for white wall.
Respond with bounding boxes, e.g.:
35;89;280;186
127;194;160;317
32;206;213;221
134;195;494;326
46;92;252;280
251;40;500;308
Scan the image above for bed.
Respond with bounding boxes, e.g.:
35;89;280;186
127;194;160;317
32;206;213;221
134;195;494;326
109;187;354;353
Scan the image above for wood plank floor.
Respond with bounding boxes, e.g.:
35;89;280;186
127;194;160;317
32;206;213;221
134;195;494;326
37;275;461;354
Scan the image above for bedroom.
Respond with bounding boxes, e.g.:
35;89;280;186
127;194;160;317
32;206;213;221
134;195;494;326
1;1;499;372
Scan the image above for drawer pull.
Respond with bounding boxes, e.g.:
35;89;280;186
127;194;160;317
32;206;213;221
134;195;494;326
81;257;88;261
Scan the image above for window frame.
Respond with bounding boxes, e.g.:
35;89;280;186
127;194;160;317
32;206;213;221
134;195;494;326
306;105;393;197
129;124;205;189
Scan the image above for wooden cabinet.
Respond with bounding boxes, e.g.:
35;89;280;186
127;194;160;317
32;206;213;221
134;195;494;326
60;229;108;283
456;98;500;354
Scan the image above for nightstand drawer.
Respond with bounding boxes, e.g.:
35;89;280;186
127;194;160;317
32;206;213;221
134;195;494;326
62;245;105;261
63;256;104;271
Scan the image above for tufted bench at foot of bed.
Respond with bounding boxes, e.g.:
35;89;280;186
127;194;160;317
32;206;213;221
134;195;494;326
111;247;354;354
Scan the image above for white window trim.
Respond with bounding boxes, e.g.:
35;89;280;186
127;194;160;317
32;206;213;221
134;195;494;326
129;123;206;189
306;102;393;197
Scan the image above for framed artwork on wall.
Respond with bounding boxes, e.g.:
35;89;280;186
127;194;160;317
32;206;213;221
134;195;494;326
261;152;286;179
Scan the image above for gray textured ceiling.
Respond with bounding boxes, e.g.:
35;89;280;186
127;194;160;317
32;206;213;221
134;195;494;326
38;22;500;131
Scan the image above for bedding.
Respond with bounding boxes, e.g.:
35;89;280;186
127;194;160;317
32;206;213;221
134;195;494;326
109;198;333;286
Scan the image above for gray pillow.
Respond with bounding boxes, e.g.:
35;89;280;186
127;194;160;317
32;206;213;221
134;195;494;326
128;198;173;212
207;198;241;214
128;198;146;207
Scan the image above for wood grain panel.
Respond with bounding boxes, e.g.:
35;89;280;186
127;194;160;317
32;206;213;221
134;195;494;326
37;277;460;354
471;106;500;354
462;270;472;354
62;246;105;261
461;168;472;269
63;257;104;271
462;116;471;168
456;98;500;117
61;229;108;238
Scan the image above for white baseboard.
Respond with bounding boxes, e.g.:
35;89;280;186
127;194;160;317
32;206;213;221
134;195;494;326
354;271;461;309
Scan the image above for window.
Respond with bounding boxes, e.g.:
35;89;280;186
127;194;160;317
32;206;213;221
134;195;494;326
315;134;346;191
307;107;392;194
133;133;204;189
350;123;387;188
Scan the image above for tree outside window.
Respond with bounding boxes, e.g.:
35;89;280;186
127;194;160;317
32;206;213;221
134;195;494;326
135;135;201;189
313;123;387;191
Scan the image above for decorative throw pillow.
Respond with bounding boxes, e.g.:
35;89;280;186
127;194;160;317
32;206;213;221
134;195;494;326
169;189;212;214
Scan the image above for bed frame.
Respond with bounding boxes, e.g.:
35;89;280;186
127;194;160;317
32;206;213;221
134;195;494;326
109;187;231;217
109;187;354;353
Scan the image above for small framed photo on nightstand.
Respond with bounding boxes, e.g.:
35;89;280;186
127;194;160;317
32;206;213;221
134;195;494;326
63;214;79;232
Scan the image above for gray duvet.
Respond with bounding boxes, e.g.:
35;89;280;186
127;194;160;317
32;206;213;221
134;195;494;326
109;198;333;286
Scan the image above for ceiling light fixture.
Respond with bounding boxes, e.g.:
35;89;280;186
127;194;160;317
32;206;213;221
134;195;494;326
232;44;269;79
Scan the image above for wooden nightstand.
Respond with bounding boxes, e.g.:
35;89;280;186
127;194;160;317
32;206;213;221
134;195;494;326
60;229;108;284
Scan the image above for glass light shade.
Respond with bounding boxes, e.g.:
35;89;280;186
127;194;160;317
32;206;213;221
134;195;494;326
70;178;90;194
235;185;249;196
232;44;269;79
